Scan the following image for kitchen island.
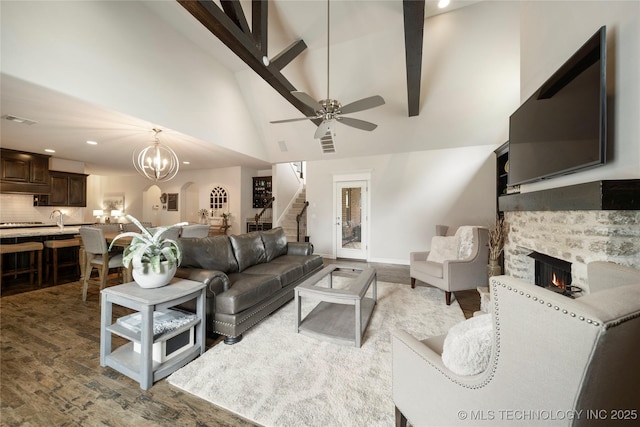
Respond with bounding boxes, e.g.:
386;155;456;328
0;224;93;295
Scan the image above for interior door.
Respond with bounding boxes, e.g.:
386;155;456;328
336;180;368;260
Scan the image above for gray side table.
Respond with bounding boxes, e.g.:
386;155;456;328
100;278;206;390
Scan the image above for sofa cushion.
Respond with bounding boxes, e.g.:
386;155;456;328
179;235;239;273
412;260;444;279
229;231;267;272
260;227;288;262
242;262;304;287
427;236;458;263
218;273;281;314
270;254;324;275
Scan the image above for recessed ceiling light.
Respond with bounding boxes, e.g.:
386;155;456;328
182;161;190;165
438;0;450;8
45;149;55;153
86;140;98;145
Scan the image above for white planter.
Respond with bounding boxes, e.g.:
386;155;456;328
132;261;177;289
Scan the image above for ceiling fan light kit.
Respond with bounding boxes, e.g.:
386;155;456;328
133;128;180;182
270;0;385;144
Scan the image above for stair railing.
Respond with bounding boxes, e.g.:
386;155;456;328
296;201;309;242
254;197;275;230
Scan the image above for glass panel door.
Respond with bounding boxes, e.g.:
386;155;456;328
336;180;367;260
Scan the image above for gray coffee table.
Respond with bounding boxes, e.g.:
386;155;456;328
295;264;376;347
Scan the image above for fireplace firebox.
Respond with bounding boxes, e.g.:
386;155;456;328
528;252;582;298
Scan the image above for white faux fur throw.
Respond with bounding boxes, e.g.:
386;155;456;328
441;313;493;376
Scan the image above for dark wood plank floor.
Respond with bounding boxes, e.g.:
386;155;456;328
0;260;478;426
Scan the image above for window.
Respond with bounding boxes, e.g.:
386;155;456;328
210;186;228;211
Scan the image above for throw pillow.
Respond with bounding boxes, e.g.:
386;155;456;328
427;236;458;263
441;313;493;376
455;226;475;260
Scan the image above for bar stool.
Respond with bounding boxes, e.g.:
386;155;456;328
0;242;44;287
43;237;81;286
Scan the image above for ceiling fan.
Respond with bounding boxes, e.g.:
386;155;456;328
270;0;385;140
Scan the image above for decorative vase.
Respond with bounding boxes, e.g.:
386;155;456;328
132;261;177;289
487;259;502;282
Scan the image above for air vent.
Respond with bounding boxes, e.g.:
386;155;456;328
319;132;336;154
2;115;37;125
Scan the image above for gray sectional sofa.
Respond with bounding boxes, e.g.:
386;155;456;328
175;227;323;344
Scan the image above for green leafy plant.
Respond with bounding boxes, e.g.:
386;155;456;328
109;215;187;274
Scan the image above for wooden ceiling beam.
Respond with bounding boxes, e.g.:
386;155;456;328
220;0;251;35
403;0;425;117
271;39;307;71
252;0;268;57
178;0;318;120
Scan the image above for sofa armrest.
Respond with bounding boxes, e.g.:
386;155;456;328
287;242;314;256
410;251;429;262
176;267;230;296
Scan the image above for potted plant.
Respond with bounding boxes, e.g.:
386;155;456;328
487;216;505;278
109;215;187;288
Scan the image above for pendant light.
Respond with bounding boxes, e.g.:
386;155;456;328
133;128;179;182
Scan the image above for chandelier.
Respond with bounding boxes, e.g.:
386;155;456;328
133;128;179;182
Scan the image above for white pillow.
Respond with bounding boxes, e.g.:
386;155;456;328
455;226;475;260
427;236;458;263
441;313;493;376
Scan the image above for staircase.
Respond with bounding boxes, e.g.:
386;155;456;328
281;187;308;242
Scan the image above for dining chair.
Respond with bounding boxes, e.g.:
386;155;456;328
92;223;120;233
180;224;210;238
79;226;126;302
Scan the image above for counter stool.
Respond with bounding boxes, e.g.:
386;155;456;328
44;238;81;286
0;242;44;287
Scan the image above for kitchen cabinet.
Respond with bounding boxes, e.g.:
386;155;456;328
0;148;50;194
34;171;87;207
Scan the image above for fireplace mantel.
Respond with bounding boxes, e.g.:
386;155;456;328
499;179;640;212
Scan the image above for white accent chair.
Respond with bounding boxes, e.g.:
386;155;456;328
409;225;489;305
392;262;640;426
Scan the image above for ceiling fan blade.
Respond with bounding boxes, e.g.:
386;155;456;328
292;91;323;112
314;120;333;139
270;116;318;124
340;95;385;114
338;116;378;132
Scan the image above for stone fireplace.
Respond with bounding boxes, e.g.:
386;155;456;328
500;180;640;294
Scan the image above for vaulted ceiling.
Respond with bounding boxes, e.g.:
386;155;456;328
1;0;488;176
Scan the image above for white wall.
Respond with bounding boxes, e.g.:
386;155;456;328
306;145;497;263
1;0;267;161
517;0;640;193
86;166;259;233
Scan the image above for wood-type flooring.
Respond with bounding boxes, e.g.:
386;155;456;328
0;259;479;426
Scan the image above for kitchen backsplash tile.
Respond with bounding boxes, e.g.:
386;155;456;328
0;194;85;224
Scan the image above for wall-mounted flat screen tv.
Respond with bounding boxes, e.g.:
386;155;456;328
508;26;607;186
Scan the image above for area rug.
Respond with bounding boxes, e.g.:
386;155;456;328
167;279;465;426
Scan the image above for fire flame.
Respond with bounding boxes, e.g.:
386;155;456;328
551;273;566;290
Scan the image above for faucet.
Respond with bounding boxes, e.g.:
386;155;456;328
50;209;64;231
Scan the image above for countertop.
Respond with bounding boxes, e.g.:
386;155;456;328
0;226;84;239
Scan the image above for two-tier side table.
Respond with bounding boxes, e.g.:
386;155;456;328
100;278;206;390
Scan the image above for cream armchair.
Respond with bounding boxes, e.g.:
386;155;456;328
410;225;489;305
392;262;640;427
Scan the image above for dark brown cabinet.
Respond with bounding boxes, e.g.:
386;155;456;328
253;176;273;208
35;171;87;207
0;148;50;193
